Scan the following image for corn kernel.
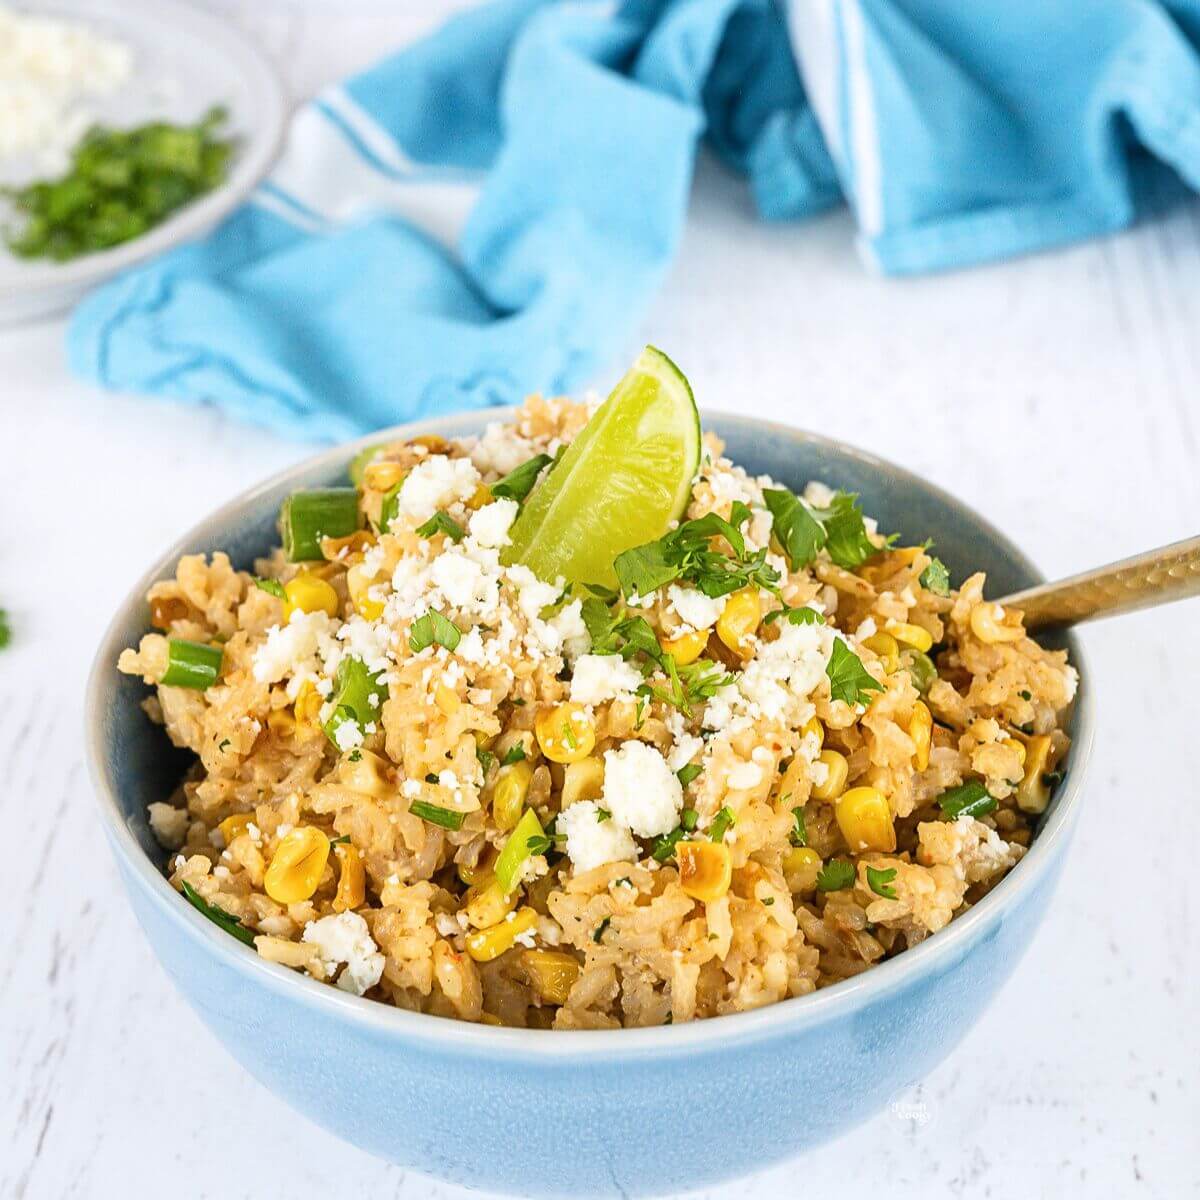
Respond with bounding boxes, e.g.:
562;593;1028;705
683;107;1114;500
465;907;538;962
266;708;296;739
465;880;518;929
294;682;323;727
457;854;495;889
909;701;933;771
218;812;254;846
337;748;390;796
333;843;366;912
411;434;449;453
715;587;762;657
466;484;493;511
835;787;896;853
561;756;605;809
434;683;461;716
1017;734;1055;813
863;631;900;674
492;760;533;831
363;460;406;491
149;594;190;629
783;846;822;893
801;715;824;751
264;827;330;904
283;575;339;621
520;949;581;1004
346;563;385;621
534;703;596;764
478;1012;504;1026
969;602;1024;644
676;841;733;902
811;749;849;801
886;621;934;653
659;627;709;666
1002;736;1027;768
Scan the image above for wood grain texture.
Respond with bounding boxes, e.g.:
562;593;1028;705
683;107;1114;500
2;3;1198;1198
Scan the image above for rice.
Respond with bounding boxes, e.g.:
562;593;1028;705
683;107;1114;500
118;396;1076;1028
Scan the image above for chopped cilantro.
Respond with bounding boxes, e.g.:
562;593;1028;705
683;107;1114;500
826;639;884;706
762;486;826;570
677;763;703;788
328;835;351;847
642;655;735;718
409;800;465;831
612;502;779;601
709;806;735;842
593;916;612;944
180;882;255;946
253;577;286;599
348;749;362;763
491;453;553;502
937;780;997;819
1018;690;1032;701
816;859;855;892
790;806;807;847
476;746;497;775
651;826;687;863
596;807;612;822
409;608;461;653
763;604;826;627
920;557;951;596
217;738;231;752
415;511;465;542
0;608;9;649
814;492;878;570
501;743;527;767
762;896;775;906
866;865;898;899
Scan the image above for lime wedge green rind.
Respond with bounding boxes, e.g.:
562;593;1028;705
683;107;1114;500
502;346;701;588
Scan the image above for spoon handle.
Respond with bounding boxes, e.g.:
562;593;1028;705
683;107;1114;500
999;535;1200;631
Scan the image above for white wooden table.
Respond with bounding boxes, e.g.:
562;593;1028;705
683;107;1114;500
3;3;1198;1197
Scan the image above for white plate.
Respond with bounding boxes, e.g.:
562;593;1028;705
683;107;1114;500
0;0;288;325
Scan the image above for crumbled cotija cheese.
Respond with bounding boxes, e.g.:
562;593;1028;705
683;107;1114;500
667;585;725;632
302;912;385;996
569;654;642;706
396;456;481;524
602;741;682;837
559;800;637;871
0;6;132;173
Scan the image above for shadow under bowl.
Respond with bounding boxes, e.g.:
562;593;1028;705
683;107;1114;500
85;410;1093;1198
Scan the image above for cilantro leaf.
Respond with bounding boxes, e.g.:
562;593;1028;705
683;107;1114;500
790;806;807;847
676;763;703;788
491;453;552;502
613;540;679;598
651;826;687;863
763;604;826;627
415;511;465;542
816;859;856;892
253;577;286;599
709;806;736;842
409;609;461;653
763;486;826;570
642;655;735;718
866;865;898;899
180;882;255;946
920;557;951;596
937;780;996;819
501;743;527;766
476;746;496;775
812;492;877;570
593;916;612;943
826;639;884;706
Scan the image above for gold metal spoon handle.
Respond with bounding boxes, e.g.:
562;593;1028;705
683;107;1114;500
1000;535;1200;631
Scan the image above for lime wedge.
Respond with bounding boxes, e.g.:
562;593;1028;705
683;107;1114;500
502;346;700;587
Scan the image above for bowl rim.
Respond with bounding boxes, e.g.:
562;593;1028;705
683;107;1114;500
86;408;1094;1060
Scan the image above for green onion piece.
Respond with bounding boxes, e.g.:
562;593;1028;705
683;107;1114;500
709;806;736;842
348;443;386;486
902;649;937;695
937;780;996;820
494;808;546;894
651;826;686;863
161;638;223;689
409;801;465;831
322;655;387;747
281;488;361;561
180;882;255;945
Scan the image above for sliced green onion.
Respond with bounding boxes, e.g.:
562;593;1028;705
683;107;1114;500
379;481;405;534
903;649;937;695
494;808;546;893
709;806;736;842
322;655;387;747
281;488;360;561
348;443;386;487
161;638;223;689
409;800;465;831
937;780;996;820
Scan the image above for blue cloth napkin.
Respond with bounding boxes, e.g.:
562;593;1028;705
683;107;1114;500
69;0;1200;441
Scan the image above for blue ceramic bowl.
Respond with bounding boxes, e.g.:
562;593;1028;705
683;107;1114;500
86;411;1093;1197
